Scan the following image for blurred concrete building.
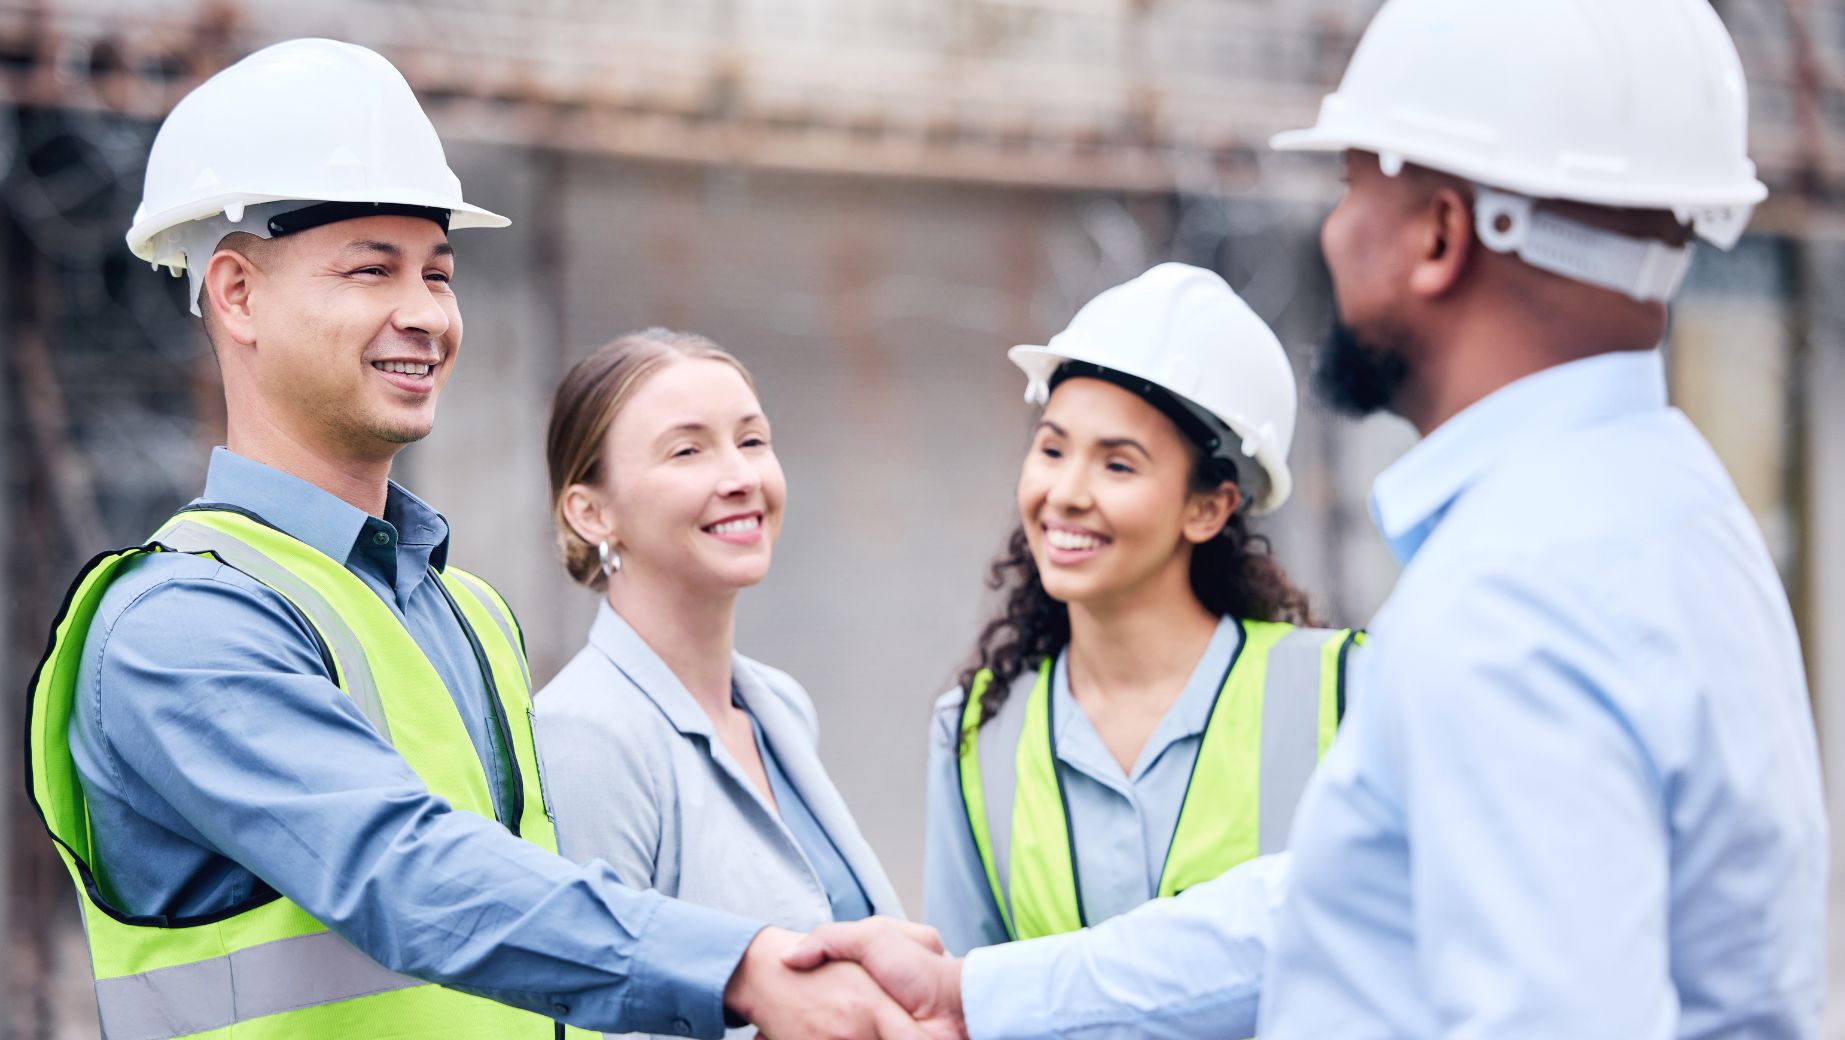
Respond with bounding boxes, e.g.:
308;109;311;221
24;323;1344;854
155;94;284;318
3;0;1843;1035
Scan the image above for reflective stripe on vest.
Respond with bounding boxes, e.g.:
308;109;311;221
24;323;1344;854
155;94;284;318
94;931;419;1040
25;508;593;1039
957;619;1360;941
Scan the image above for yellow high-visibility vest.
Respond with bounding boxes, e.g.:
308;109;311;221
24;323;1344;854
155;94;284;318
958;619;1360;940
27;507;598;1039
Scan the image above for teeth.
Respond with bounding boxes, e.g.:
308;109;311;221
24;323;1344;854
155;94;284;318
1047;528;1104;551
375;361;433;376
708;517;761;535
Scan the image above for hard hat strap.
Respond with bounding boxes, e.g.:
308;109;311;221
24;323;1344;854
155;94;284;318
1471;185;1693;302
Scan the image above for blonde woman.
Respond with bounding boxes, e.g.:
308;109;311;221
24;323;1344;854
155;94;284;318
533;329;904;1038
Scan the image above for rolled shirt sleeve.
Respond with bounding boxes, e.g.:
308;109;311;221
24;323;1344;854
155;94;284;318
78;558;758;1037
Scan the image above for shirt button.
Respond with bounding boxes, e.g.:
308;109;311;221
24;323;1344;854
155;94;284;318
372;530;392;547
552;1002;570;1016
671;1019;692;1036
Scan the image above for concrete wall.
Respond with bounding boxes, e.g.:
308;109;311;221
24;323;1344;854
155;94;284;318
1798;241;1845;1040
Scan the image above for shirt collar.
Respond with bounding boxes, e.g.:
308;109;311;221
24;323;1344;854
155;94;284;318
196;447;451;570
1369;350;1668;565
1052;615;1242;782
382;480;451;572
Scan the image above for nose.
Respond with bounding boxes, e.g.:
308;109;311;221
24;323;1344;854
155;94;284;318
1045;458;1092;515
392;275;452;342
714;444;762;499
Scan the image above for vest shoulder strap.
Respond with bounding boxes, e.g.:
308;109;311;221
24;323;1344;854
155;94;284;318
958;660;1085;940
1162;622;1360;895
955;665;1043;939
155;511;394;742
441;567;531;690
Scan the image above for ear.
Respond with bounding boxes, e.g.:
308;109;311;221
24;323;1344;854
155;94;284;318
560;482;619;551
1407;183;1475;300
201;249;262;347
1181;480;1241;545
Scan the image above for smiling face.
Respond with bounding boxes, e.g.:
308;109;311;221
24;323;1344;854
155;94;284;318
226;214;461;460
1017;377;1233;611
596;357;785;594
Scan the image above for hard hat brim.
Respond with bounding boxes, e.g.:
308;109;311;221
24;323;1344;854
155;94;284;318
1007;344;1292;515
127;190;509;263
1267;127;1340;154
1267;126;1768;212
1006;344;1063;392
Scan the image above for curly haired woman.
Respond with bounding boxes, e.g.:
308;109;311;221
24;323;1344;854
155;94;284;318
923;264;1360;955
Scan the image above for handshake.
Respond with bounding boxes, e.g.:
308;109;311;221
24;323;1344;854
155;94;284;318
726;917;969;1040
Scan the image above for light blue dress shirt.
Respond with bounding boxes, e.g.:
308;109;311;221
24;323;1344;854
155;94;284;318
68;448;760;1037
960;350;1827;1040
923;618;1241;954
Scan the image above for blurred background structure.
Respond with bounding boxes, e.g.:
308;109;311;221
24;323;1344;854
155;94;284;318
2;0;1843;1035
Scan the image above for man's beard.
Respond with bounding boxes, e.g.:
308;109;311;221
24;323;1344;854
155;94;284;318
1312;317;1412;418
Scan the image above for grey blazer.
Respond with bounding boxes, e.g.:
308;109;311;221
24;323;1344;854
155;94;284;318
533;603;903;1038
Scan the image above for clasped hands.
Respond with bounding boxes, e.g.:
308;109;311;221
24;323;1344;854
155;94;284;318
724;917;967;1040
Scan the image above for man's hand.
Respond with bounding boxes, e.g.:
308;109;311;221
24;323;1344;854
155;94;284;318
726;926;931;1040
783;917;966;1040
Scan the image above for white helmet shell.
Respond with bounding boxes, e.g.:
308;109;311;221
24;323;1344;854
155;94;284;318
127;38;508;274
1010;263;1298;514
1271;0;1764;249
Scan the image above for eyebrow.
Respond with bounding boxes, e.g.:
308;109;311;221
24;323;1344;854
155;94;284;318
1036;419;1150;458
653;413;768;445
655;422;709;444
341;240;455;260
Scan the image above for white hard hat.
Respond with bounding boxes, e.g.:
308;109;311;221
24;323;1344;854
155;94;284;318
128;38;508;312
1010;263;1297;514
1272;0;1764;300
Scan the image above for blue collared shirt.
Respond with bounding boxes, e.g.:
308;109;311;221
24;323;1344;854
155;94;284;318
68;448;761;1037
960;351;1827;1040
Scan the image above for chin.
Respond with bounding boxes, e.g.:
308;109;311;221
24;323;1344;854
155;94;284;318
1038;570;1096;606
365;415;437;446
704;559;773;591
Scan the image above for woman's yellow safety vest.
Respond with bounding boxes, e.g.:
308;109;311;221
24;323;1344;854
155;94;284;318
25;507;598;1039
957;619;1360;940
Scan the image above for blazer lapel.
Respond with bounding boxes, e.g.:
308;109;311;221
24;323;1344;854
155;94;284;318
586;604;786;819
733;658;907;918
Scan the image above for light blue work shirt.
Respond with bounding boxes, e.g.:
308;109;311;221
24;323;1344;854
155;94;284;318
68;447;760;1037
960;350;1827;1040
744;693;875;923
923;617;1241;954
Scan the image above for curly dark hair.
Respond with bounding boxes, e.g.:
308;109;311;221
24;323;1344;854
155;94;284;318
956;450;1319;729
